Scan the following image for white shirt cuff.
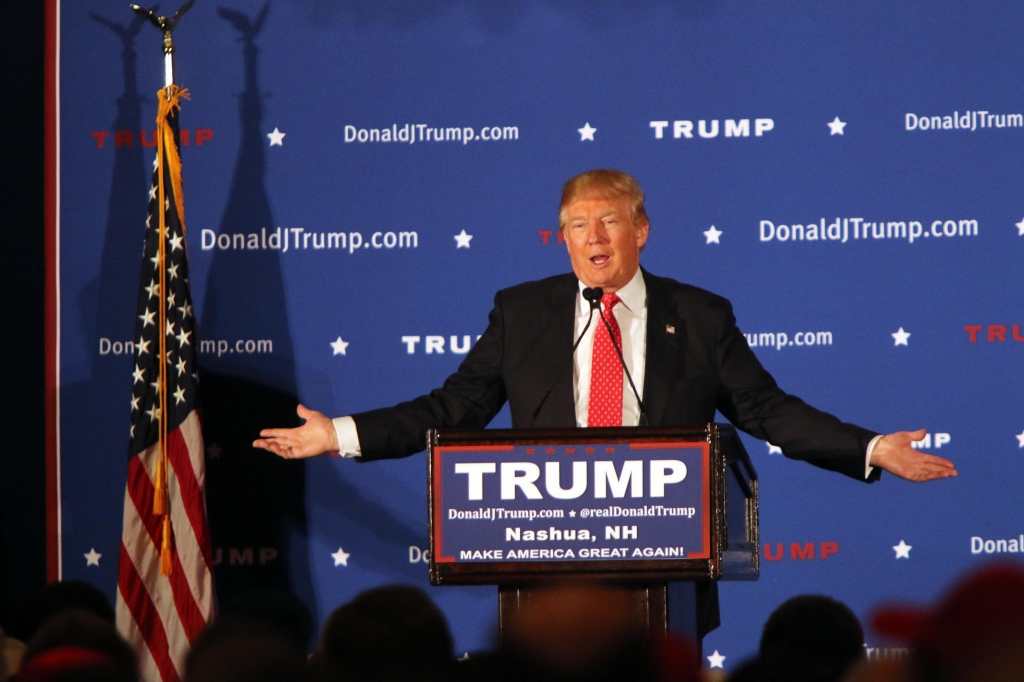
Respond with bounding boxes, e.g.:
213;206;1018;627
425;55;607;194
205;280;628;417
865;434;883;479
332;416;362;458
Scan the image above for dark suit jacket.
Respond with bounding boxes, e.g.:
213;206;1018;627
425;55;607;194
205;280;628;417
353;269;880;482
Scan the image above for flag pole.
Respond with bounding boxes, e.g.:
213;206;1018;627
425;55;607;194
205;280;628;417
131;0;194;576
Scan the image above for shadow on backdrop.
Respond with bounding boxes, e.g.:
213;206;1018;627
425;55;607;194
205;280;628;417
197;3;314;626
53;10;152;598
287;0;718;30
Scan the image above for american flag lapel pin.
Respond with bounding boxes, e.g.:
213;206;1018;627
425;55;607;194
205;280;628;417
666;324;675;335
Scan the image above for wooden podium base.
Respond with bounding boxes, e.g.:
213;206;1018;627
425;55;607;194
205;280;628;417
498;581;718;652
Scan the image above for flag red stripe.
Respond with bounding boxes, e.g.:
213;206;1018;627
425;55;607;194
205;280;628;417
118;543;180;682
167;425;213;568
125;456;208;643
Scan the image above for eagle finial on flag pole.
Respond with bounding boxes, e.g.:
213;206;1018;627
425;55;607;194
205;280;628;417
130;0;195;88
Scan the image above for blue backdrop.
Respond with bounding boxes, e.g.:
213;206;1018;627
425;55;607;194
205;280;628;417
56;0;1024;667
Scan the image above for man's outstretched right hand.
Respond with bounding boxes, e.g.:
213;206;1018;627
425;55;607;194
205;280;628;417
253;404;339;459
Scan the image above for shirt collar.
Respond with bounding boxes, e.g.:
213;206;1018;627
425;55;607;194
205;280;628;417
577;267;646;315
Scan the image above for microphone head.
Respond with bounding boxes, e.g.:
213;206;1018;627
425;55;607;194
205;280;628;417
583;287;604;303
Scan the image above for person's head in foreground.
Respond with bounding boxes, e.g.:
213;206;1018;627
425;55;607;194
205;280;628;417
314;584;455;682
185;616;311;682
19;609;138;682
755;594;865;682
870;561;1024;682
456;582;699;682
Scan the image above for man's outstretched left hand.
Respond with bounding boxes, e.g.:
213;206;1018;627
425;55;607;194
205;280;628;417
871;429;957;482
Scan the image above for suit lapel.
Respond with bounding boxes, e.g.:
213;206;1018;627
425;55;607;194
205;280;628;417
530;274;579;427
642;270;684;426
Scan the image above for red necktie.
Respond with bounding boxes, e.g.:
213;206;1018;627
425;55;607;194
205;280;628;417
588;292;623;427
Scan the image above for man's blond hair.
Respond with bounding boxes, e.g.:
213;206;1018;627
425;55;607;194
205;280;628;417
558;169;649;229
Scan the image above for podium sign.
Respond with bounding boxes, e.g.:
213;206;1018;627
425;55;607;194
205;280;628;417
434;440;710;564
428;426;757;586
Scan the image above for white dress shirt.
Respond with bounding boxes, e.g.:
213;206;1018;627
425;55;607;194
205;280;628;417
332;267;878;478
573;268;647;427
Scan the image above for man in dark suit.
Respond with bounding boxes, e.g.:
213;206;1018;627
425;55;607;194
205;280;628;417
254;170;956;484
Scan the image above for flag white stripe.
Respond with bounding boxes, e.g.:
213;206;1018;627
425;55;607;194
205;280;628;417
177;411;206;487
121;485;191;678
117;589;165;682
166;438;213;611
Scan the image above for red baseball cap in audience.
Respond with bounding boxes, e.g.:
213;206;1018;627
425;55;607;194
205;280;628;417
18;645;118;682
870;562;1024;672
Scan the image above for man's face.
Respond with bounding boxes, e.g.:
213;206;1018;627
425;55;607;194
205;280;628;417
562;195;649;292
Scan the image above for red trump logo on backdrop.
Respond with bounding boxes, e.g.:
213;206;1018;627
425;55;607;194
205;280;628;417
91;129;214;148
964;325;1024;342
763;541;840;561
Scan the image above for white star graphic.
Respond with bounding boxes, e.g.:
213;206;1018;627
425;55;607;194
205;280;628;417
454;229;473;248
131;395;140;412
132;365;146;385
176;328;192;347
892;327;911;346
145;404;161;422
136;338;151;356
153;155;159;170
893;540;912;559
166;292;176;310
1016;430;1024;448
828;117;847;135
176;357;187;376
166;319;176;338
146;214;152;229
703;225;722;244
707;650;726;668
84;548;102;566
149;185;158;201
207;443;223;460
167;262;179;281
139;308;156;328
331;336;349;356
767;443;782;455
267;128;286;146
459;653;471;662
169;233;184;252
1016;217;1024;236
178;301;193;319
577;122;596;141
332;548;351;566
173;385;186;405
144;280;159;299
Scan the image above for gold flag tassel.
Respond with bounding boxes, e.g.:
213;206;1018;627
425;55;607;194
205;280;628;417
153;84;189;576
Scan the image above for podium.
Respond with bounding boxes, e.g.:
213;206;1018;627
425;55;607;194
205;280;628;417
427;424;758;649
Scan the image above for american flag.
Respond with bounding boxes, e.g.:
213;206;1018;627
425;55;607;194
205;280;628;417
115;86;214;682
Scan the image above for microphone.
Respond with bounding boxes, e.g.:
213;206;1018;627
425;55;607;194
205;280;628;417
596;293;648;426
528;287;602;427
